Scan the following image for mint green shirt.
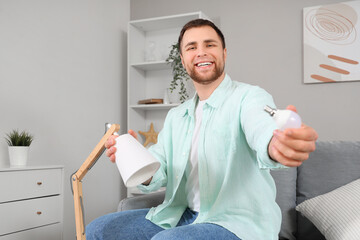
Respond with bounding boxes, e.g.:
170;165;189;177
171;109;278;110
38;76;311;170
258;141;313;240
138;74;286;240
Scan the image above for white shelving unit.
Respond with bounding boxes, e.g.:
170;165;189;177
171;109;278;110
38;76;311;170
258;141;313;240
127;11;207;141
127;12;207;196
130;103;179;110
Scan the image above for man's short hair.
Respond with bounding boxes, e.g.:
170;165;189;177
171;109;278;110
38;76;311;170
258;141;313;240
178;19;226;54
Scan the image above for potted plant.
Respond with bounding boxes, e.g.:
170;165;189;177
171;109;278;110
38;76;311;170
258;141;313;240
5;129;34;166
166;43;190;103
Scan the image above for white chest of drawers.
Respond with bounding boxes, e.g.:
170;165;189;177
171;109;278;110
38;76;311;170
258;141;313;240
0;166;64;240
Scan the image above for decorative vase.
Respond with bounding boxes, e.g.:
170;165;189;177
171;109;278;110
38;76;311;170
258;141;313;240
8;146;29;166
145;41;156;62
163;88;170;104
168;89;181;104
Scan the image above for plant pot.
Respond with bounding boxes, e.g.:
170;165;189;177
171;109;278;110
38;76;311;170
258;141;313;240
8;146;29;166
163;88;171;104
168;89;181;104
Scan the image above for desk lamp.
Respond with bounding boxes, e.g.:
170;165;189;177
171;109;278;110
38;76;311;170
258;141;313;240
71;123;120;240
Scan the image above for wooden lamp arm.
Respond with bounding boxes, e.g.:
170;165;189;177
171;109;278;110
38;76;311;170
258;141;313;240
72;124;120;240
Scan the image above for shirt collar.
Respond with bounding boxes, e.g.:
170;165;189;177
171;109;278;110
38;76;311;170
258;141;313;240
182;74;232;117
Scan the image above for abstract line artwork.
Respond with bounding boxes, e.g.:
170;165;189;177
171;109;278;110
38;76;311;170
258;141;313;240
303;1;360;83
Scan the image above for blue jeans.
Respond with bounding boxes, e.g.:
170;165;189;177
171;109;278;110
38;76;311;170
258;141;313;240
86;208;240;240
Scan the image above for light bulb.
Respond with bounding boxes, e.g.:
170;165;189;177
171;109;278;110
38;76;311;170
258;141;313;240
264;105;302;131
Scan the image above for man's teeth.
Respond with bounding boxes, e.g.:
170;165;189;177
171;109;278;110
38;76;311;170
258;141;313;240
197;62;212;67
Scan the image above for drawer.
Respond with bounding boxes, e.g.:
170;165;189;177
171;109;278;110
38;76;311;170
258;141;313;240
0;169;62;203
0;195;62;236
0;223;61;240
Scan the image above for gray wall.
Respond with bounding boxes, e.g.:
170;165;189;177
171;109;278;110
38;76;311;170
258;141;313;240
0;0;129;239
131;0;360;141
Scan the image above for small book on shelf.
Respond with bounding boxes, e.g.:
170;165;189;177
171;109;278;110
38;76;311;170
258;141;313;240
138;98;163;104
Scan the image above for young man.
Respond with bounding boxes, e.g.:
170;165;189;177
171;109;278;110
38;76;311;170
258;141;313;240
86;19;318;240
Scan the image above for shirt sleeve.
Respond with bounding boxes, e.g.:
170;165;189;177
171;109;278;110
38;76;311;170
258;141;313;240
137;109;174;193
240;86;288;169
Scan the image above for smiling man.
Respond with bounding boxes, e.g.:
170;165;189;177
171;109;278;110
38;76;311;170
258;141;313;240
86;19;318;240
182;27;225;85
180;22;226;98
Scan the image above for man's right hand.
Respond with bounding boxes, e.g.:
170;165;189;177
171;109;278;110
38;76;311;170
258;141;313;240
105;129;138;163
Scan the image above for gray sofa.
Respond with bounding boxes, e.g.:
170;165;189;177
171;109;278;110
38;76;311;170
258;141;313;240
118;141;360;239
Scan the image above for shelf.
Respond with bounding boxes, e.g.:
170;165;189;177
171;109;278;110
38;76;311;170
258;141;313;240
130;103;180;110
130;12;205;32
0;165;64;172
131;60;170;71
127;11;207;197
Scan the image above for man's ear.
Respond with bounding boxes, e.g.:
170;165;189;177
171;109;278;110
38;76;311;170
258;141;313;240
223;48;227;61
180;54;185;68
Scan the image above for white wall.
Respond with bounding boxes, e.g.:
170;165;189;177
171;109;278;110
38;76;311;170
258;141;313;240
131;0;360;141
0;0;129;239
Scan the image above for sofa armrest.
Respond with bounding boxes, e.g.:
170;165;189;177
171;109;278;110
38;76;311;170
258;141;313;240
117;191;166;212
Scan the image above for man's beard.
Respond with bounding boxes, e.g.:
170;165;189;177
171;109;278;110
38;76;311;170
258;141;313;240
188;62;225;85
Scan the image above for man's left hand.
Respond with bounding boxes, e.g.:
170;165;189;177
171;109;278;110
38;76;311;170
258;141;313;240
268;105;318;167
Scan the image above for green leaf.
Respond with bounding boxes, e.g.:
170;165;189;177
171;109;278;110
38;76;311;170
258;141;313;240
165;42;190;103
5;129;34;146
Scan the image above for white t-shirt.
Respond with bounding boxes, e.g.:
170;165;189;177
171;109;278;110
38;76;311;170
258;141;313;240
185;99;206;212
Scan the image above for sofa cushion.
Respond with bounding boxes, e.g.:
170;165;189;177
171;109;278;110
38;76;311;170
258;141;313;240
296;141;360;240
296;178;360;240
271;167;297;240
118;191;165;212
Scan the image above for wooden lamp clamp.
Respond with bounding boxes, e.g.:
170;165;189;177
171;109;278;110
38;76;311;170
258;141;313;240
72;123;120;240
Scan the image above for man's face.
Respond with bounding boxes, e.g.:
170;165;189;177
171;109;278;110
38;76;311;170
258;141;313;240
180;26;227;85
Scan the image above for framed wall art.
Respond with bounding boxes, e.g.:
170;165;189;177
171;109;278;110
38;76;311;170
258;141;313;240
303;1;360;83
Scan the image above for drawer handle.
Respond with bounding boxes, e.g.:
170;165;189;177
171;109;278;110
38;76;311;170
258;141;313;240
37;211;42;215
37;182;42;186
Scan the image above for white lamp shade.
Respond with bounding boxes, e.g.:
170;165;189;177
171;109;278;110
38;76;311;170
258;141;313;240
114;134;160;187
